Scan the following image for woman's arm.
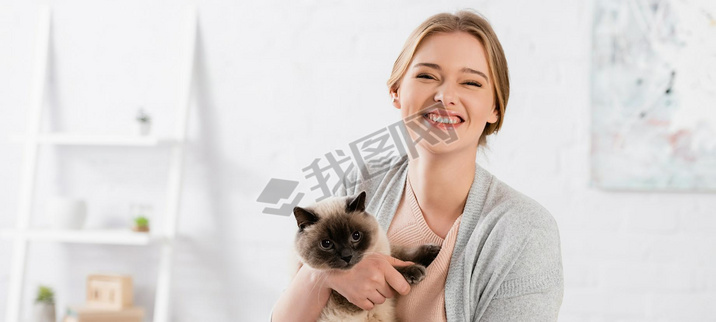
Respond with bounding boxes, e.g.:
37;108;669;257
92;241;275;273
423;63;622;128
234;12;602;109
475;213;564;321
271;253;414;322
271;264;332;322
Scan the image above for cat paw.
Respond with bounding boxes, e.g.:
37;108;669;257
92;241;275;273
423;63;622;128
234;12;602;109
414;244;441;267
397;264;427;285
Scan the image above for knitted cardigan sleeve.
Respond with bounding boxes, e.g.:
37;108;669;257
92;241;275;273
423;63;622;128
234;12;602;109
475;210;564;322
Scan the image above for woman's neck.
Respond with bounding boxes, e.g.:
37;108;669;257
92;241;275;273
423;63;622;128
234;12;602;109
407;146;476;226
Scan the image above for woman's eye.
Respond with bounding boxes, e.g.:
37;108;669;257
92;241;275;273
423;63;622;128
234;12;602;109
417;74;435;80
465;81;482;87
320;240;332;249
351;231;362;241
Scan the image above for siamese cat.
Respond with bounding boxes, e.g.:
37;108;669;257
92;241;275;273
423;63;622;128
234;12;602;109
292;191;441;322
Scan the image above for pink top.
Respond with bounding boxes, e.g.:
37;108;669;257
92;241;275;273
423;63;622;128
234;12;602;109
386;175;462;322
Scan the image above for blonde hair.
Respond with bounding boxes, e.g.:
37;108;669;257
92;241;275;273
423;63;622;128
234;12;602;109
387;10;509;149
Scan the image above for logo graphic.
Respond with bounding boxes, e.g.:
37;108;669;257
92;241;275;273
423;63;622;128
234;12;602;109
257;102;460;216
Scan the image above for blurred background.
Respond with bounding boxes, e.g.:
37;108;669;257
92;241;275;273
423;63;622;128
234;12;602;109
1;0;714;321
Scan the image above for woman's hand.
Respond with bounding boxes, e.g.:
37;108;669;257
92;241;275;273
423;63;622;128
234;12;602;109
325;253;414;310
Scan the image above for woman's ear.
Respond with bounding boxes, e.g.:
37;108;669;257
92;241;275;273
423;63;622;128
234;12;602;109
487;105;499;124
390;89;401;109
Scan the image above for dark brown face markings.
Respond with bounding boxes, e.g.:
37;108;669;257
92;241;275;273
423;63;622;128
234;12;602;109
295;198;377;270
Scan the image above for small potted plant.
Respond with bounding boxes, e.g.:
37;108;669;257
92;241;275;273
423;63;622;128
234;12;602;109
31;285;55;322
133;216;150;232
135;108;152;136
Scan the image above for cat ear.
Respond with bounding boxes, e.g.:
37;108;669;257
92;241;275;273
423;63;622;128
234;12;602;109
293;206;319;230
346;191;367;213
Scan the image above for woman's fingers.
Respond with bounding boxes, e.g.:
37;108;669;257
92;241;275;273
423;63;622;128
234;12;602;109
376;284;396;299
357;299;374;311
385;255;414;267
367;290;387;306
383;261;411;295
327;253;409;311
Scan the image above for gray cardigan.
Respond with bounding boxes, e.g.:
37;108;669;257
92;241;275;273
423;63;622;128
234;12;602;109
340;154;563;321
272;154;564;321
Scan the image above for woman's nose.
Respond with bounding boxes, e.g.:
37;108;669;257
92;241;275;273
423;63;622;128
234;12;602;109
434;82;458;106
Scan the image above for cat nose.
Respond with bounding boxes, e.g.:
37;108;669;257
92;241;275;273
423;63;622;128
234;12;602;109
341;255;353;263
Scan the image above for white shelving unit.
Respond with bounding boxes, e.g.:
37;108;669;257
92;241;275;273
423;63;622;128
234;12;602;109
0;229;159;246
1;5;197;322
9;133;179;146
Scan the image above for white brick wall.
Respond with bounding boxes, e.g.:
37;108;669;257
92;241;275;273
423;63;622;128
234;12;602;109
1;0;714;321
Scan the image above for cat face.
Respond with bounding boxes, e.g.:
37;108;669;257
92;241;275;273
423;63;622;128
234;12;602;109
293;191;378;270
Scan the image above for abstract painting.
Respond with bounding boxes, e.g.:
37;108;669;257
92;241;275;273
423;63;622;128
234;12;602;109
591;0;716;191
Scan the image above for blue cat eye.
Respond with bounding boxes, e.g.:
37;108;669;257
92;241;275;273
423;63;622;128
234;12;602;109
351;231;361;242
320;240;332;249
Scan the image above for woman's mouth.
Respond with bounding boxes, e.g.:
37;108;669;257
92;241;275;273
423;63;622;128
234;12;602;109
422;112;464;129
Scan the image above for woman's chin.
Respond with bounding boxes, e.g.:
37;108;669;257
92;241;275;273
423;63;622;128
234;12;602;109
416;140;472;156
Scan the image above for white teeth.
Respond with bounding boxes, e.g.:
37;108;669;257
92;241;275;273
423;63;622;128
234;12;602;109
426;113;460;124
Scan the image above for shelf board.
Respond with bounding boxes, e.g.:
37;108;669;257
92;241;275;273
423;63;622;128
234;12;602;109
0;229;162;245
10;133;179;146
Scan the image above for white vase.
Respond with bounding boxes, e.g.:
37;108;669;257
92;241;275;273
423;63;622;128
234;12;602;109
47;197;86;230
137;121;151;136
31;302;55;322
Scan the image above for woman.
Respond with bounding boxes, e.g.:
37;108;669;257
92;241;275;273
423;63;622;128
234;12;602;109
272;9;563;322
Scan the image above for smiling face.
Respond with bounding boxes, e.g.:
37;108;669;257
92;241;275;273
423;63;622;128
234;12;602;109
392;31;499;155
